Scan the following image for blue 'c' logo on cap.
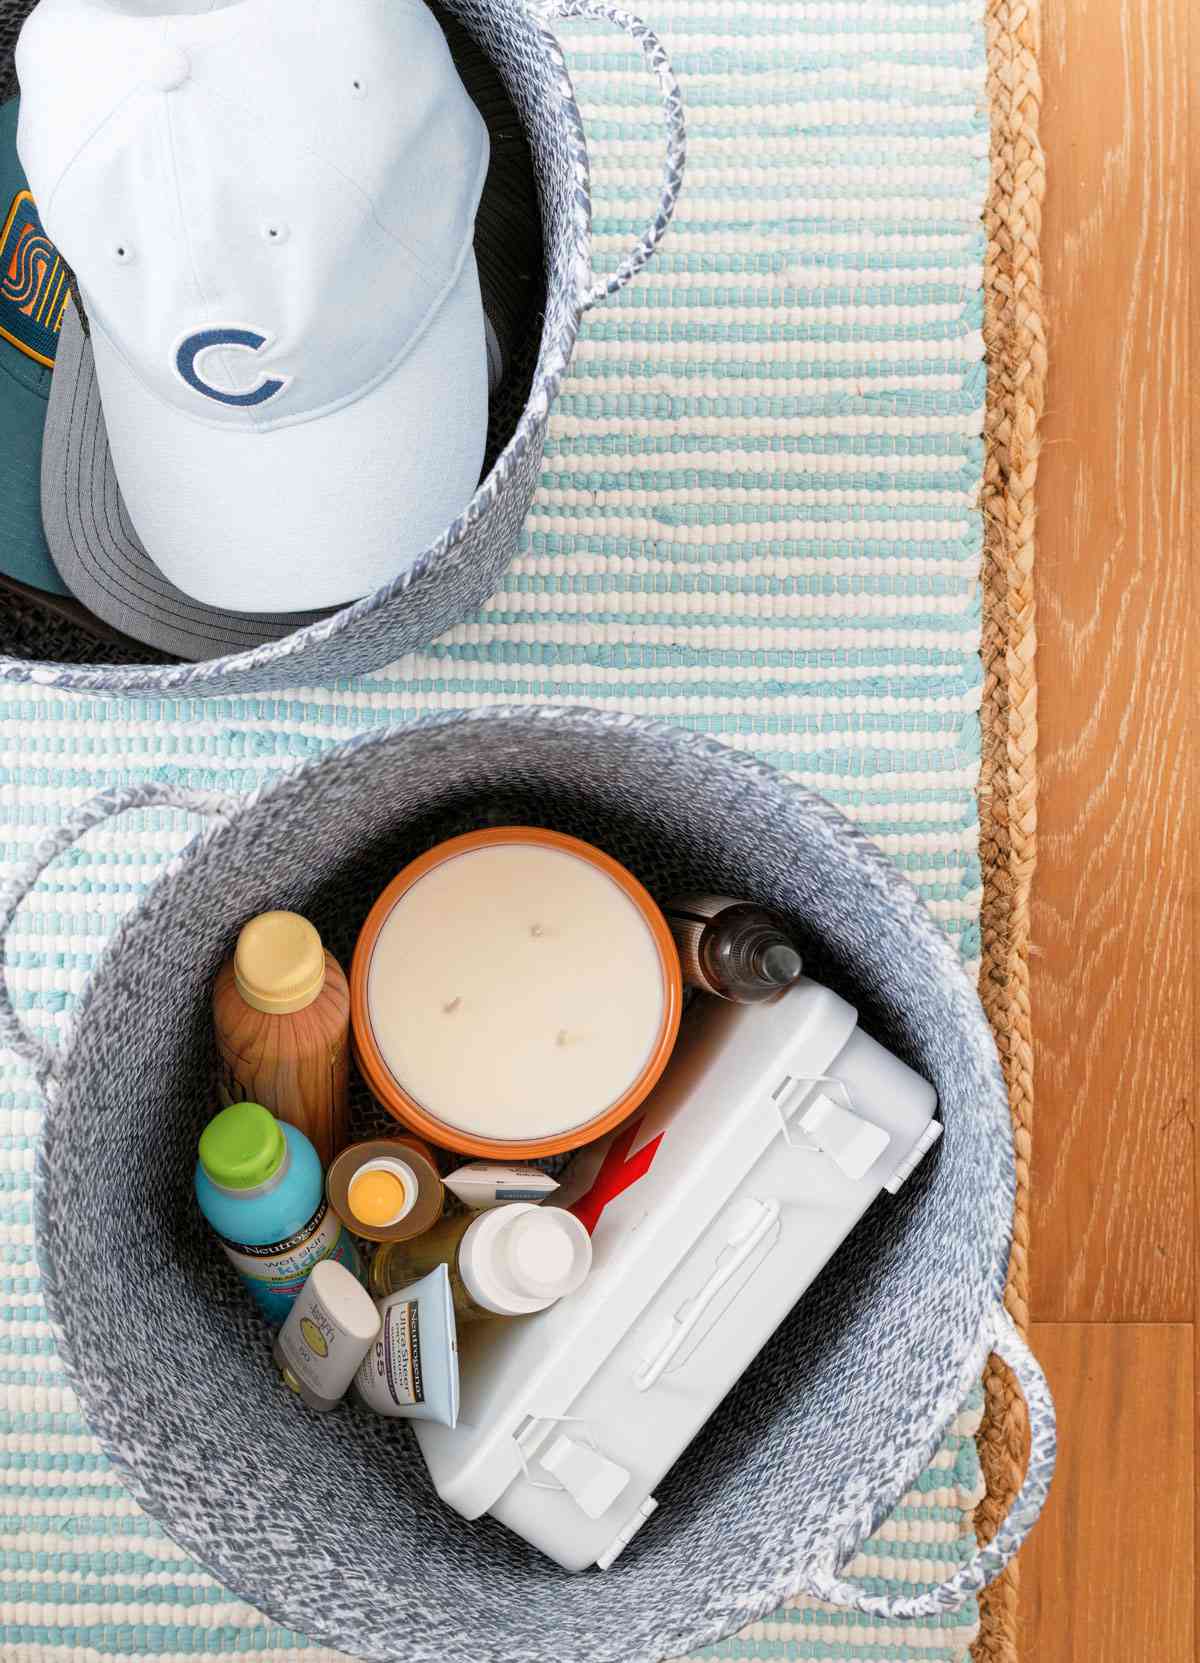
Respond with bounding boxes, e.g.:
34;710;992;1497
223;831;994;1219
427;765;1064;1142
175;326;289;407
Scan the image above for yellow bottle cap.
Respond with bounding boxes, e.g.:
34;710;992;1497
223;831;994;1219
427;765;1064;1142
234;911;326;1014
349;1167;409;1227
326;1140;442;1243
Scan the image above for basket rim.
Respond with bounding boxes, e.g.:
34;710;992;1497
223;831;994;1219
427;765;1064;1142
0;0;593;695
38;708;996;1085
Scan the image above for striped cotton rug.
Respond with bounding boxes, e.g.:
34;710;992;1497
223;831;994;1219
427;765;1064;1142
0;1;990;1657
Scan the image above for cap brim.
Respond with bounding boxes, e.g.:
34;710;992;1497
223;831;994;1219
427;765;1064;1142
87;251;489;613
41;298;335;661
0;566;172;658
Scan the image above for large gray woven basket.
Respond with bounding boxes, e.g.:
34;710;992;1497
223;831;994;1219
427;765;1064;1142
0;0;686;697
0;709;1055;1663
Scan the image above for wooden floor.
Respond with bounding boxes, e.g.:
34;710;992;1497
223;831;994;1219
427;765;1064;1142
1020;0;1195;1657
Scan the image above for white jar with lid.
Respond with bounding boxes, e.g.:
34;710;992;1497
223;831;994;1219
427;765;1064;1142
370;1203;592;1321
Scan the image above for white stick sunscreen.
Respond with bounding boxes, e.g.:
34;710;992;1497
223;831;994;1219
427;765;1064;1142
274;1259;380;1413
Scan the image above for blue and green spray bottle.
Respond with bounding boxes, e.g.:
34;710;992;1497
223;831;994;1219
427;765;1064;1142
195;1101;361;1325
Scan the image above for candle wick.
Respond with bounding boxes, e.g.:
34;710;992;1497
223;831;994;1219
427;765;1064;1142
443;996;462;1014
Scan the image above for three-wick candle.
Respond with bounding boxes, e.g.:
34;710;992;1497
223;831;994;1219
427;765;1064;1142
350;828;682;1157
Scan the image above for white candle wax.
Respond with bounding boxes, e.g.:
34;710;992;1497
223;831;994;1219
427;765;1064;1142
366;843;667;1141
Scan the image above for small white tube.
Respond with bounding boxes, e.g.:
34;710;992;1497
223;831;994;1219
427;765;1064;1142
444;1161;560;1210
354;1264;460;1427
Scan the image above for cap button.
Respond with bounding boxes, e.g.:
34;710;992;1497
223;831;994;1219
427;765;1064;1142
148;45;190;92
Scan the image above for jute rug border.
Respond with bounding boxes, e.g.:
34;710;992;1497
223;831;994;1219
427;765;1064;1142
973;2;1044;1660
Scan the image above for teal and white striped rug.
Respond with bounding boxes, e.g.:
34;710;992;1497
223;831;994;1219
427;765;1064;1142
0;1;990;1656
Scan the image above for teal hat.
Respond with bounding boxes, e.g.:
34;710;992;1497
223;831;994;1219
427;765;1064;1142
0;95;68;595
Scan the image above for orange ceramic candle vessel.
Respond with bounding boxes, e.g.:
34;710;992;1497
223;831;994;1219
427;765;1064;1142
350;827;682;1158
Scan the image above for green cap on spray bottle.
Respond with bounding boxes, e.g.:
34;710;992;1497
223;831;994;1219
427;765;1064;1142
198;1101;286;1190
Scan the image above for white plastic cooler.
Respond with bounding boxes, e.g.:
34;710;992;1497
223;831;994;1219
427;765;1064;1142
414;979;942;1571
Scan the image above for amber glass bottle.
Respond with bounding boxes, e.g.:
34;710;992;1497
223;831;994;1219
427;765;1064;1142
664;896;803;1004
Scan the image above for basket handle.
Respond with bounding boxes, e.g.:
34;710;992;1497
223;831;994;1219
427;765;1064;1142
805;1306;1056;1620
541;0;686;311
0;783;239;1088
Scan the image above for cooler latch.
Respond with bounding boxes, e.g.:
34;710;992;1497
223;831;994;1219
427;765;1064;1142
798;1090;890;1180
541;1435;631;1520
513;1416;631;1520
773;1076;891;1180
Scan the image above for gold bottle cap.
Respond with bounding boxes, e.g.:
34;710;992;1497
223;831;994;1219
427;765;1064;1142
234;911;326;1014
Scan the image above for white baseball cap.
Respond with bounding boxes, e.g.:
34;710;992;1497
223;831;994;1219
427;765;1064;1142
15;0;490;613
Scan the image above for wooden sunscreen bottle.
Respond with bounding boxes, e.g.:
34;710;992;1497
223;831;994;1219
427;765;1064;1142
213;911;350;1168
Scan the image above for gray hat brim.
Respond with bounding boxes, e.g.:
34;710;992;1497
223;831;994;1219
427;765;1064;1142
41;299;336;662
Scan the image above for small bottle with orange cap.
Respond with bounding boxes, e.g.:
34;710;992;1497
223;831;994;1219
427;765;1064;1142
326;1137;445;1244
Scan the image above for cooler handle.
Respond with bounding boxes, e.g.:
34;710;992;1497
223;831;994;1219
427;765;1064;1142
804;1306;1056;1618
634;1197;781;1391
539;0;687;311
0;783;239;1088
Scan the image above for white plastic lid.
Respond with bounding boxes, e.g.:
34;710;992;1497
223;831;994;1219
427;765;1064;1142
307;1259;381;1343
459;1204;592;1315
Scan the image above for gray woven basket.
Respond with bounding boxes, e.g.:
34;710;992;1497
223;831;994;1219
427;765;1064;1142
0;709;1055;1663
0;0;686;697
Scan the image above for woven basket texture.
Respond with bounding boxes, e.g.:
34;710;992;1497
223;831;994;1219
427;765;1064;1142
35;710;1014;1663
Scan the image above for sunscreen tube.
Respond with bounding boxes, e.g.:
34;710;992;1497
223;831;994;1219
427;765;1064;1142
354;1264;459;1427
274;1259;381;1412
444;1161;560;1210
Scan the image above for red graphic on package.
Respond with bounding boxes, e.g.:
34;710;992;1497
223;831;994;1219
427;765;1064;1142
569;1115;664;1235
